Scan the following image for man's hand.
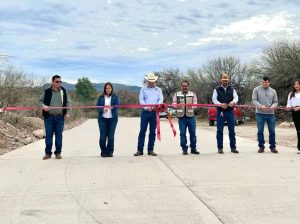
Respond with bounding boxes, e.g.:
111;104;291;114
43;106;49;111
259;105;269;111
220;103;228;109
64;114;70;120
293;106;300;111
146;107;154;112
228;101;235;107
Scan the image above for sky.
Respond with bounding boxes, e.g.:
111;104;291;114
0;0;299;86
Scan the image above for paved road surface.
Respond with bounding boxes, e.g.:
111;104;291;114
1;118;300;224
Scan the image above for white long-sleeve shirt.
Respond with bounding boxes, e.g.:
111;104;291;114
287;92;300;108
212;86;238;104
102;95;112;118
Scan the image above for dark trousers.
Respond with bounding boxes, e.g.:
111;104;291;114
44;115;64;155
178;116;197;151
98;116;118;155
137;110;156;152
256;113;276;149
292;111;300;150
216;109;236;150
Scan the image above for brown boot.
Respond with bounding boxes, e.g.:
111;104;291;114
148;151;157;156
55;154;62;159
258;147;264;153
270;148;278;154
43;154;51;160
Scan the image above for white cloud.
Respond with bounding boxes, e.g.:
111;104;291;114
43;38;57;42
136;47;149;52
188;11;299;46
211;11;297;40
187;37;224;46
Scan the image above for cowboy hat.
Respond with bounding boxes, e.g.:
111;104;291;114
144;72;158;82
221;73;230;81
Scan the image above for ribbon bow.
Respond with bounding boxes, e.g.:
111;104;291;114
156;104;177;141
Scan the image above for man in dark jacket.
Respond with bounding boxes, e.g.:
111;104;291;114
39;75;71;160
212;73;239;154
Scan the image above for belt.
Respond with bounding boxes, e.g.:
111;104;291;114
49;114;63;116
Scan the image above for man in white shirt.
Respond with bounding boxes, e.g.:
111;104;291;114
212;73;239;154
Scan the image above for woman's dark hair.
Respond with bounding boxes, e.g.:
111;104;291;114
103;82;114;96
290;79;300;99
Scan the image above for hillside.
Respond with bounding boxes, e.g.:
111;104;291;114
57;82;141;93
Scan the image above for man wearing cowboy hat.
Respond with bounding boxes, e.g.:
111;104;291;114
212;73;239;154
134;72;163;156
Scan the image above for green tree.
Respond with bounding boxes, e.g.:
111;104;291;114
254;40;300;104
187;57;257;104
154;68;184;103
75;77;97;103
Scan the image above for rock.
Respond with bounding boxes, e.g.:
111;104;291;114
21;137;33;145
33;129;45;139
245;117;251;122
18;134;26;139
22;117;44;129
279;121;294;128
0;139;6;148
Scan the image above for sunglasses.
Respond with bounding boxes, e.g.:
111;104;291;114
54;80;62;83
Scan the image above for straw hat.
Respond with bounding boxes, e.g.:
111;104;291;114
144;72;158;82
221;73;229;80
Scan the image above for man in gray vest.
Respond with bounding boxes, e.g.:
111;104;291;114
172;80;199;155
39;75;71;160
252;76;278;153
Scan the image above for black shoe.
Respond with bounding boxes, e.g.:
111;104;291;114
270;148;278;153
231;149;239;154
148;151;157;156
218;149;224;154
134;151;143;156
182;151;188;155
191;150;200;154
297;150;300;154
101;153;109;157
258;147;264;153
107;153;113;157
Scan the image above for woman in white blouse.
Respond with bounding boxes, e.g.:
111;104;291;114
96;82;119;157
287;79;300;154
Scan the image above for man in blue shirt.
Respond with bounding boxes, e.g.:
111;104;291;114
134;72;164;156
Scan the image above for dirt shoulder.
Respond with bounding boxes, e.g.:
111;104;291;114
0;117;87;155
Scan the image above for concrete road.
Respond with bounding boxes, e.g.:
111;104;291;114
0;118;300;224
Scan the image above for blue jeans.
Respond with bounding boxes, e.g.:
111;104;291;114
178;116;197;151
98;116;118;155
256;113;276;149
216;109;236;149
137;110;156;152
44;115;64;155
